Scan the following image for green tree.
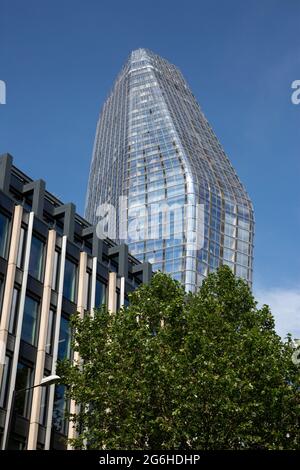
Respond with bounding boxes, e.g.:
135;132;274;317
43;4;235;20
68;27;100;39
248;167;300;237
59;266;300;449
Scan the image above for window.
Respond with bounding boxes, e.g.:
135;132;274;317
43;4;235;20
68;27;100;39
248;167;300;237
86;271;91;310
16;228;26;269
224;223;236;237
0;277;3;315
225;213;236;225
58;316;71;361
0;355;11;408
52;385;68;435
237;240;249;255
45;309;55;355
116;290;120;311
238;218;250;231
237;228;249;242
147;189;165;203
223;259;234;270
95;279;106;308
236;265;248;279
8;288;20;334
51;251;60;291
39;384;49;426
223;248;235;263
0;213;10;259
167;185;184;198
21;296;39;346
63;259;77;302
236;252;249;267
7;436;26;450
28;235;45;281
14;362;33;418
224;235;235;250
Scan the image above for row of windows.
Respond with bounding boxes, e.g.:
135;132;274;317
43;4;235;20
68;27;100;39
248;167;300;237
0;214;109;438
0;309;71;425
0;212;10;259
0;282;109;441
0;213;109;305
4;274;107;351
0;280;108;439
128;177;185;196
24;234;78;302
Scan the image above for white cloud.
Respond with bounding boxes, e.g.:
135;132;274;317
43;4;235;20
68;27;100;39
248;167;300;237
255;287;300;340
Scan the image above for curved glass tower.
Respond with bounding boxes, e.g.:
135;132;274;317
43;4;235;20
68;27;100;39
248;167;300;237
85;48;254;291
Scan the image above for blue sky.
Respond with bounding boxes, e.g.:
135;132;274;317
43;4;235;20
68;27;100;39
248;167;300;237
1;0;299;336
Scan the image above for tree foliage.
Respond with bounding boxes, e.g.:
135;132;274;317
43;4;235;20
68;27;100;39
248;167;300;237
59;266;300;449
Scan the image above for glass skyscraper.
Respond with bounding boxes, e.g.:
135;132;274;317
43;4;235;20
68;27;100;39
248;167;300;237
85;48;254;291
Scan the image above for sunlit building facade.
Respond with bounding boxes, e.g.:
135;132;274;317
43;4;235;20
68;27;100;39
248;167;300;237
86;48;254;291
0;153;151;449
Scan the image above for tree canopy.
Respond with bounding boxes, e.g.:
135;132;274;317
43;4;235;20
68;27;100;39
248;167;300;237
59;266;300;449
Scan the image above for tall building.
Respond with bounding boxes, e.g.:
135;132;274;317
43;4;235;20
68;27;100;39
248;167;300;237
0;153;151;450
85;48;254;291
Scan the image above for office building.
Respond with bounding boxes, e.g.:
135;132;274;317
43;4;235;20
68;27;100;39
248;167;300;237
85;48;254;291
0;153;151;449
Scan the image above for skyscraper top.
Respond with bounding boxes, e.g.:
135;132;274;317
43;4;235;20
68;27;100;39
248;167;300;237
86;50;254;291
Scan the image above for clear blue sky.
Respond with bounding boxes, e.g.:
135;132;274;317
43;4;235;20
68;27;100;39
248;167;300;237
1;0;299;334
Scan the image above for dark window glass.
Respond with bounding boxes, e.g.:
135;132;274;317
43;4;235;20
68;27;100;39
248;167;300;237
52;384;68;435
14;362;33;418
0;277;3;315
39;384;48;426
45;309;55;355
23;193;32;212
0;355;11;408
63;259;77;302
51;251;60;291
21;296;39;346
16;228;26;269
28;236;45;281
116;291;120;311
86;271;91;310
95;279;106;308
0;213;10;259
7;436;26;450
58;316;71;361
8;288;20;334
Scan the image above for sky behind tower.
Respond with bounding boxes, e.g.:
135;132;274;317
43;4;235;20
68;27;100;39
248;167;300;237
1;0;299;337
